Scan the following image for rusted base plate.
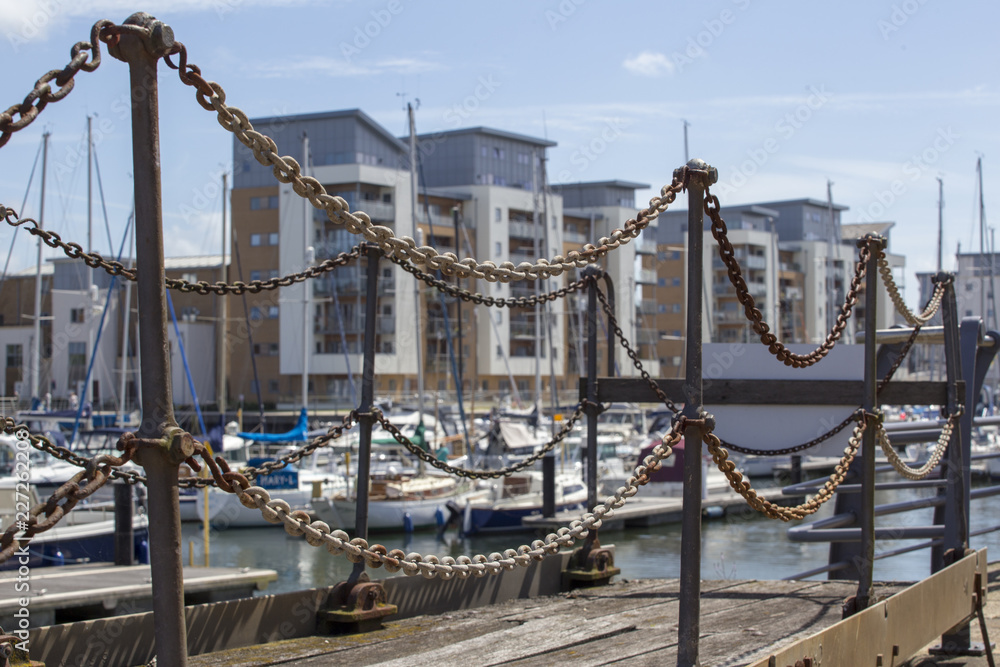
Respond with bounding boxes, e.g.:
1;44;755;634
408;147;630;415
928;641;993;657
562;565;621;589
318;604;398;635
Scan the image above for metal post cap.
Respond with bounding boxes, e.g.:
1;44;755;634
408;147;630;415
109;12;175;61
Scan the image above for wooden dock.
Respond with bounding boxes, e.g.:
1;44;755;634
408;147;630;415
522;489;789;530
0;563;277;628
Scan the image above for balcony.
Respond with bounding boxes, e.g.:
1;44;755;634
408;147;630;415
746;280;767;297
313;276;396;297
509;221;541;239
635;237;657;255
637;299;658;315
714;311;746;323
636;328;659;345
509;319;538;338
338;195;395;222
636;269;657;285
563;229;587;244
744;255;767;270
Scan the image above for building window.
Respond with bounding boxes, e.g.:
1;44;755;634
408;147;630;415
494;242;502;256
672;277;681;286
250;234;262;247
495;207;502;223
671;304;682;313
657;278;666;287
68;341;87;367
70;308;84;323
267;306;279;319
481;146;488;157
268;380;279;393
250;307;263;321
5;344;22;368
493;147;504;159
658;304;667;314
250;270;261;282
250;195;279;210
268;232;279;245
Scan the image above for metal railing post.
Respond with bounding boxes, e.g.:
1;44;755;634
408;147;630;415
677;159;715;667
583;266;601;512
854;235;883;611
602;273;616;377
350;244;382;581
109;12;191;666
934;279;965;572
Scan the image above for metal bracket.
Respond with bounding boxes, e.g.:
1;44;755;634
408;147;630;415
562;539;620;589
318;572;397;635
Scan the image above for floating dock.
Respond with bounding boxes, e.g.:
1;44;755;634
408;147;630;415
1;563;277;628
522;489;789;531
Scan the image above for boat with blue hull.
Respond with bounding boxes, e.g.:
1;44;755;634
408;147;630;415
0;479;149;569
459;470;587;535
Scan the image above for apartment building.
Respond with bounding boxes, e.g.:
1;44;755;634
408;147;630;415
0;256;223;410
655;200;905;362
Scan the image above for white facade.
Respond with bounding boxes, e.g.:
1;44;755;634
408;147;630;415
278;162;416;381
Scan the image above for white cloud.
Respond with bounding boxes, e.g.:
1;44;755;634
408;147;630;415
622;51;675;78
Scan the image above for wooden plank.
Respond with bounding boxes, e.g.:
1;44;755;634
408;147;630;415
589;378;953;406
745;549;984;666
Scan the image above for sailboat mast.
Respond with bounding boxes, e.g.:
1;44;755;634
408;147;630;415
218;172;228;419
532;148;542;427
408;103;425;426
979;157;986;321
936;177;944;272
118;215;134;424
31;132;49;400
301;134;311;410
540;154;559;432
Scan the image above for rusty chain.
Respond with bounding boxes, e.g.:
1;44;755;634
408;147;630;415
181;420;684;578
594;286;682;414
0;205;364;295
0;21;140;148
879;257;948;326
705;192;879;368
3;409;357;488
369;402;588;480
721;320;925;456
0;437;136;564
878;410;960;480
698;414;870;521
388;253;595;308
161;36;685;283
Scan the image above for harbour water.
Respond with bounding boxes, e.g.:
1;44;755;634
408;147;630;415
180;479;1000;595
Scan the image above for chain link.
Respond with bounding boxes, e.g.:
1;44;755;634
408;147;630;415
0;435;136;564
388;253;595;308
878;255;947;326
594;286;681;414
162;39;685;283
0;206;364;295
700;415;869;521
878;411;959;480
704;192;878;368
183;420;685;578
0;20;125;148
369;402;587;479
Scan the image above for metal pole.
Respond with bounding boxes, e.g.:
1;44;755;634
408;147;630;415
855;236;882;611
109;14;190;666
677;159;714;667
301;135;311;410
114;482;134;566
584;267;600;512
351;244;381;579
218;173;227;419
453;206;463;400
30;132;48;401
602;274;616;376
937;278;965;572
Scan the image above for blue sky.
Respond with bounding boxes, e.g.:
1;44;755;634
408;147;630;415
0;0;996;305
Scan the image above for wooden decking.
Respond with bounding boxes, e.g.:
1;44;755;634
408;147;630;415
189;577;907;666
